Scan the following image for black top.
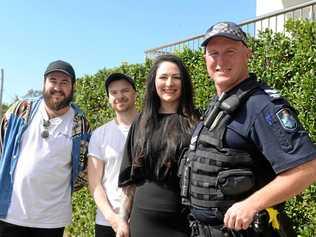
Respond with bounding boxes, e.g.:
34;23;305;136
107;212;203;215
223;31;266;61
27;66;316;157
119;113;193;212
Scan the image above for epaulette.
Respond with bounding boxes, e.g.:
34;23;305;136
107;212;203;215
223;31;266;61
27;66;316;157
260;83;282;99
263;88;281;99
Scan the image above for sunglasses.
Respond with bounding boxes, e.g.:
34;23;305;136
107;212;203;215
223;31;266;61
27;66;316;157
41;119;51;139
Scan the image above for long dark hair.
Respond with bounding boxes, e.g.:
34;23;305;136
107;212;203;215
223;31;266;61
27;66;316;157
143;54;197;122
134;54;199;180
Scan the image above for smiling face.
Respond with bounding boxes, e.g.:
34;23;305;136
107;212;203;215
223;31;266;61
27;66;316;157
108;79;136;113
204;36;251;95
43;71;73;112
155;61;182;113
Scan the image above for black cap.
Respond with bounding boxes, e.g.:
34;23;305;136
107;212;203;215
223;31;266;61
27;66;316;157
201;21;247;47
44;60;76;83
105;73;136;95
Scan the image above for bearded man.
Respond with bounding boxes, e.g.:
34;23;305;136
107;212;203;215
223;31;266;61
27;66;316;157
0;60;91;237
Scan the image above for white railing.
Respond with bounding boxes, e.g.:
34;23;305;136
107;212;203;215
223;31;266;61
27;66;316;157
144;0;316;59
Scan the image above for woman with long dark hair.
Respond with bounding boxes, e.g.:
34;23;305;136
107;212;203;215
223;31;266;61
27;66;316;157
117;54;200;237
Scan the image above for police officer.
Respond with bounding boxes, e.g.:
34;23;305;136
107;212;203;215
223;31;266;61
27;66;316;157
179;22;316;236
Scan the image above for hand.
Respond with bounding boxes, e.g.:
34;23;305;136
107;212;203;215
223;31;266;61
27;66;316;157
223;200;259;231
114;217;129;237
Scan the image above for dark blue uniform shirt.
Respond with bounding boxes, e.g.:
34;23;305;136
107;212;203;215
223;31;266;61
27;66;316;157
226;78;316;174
192;75;316;223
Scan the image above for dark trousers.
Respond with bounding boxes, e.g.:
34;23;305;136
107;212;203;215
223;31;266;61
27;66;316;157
0;220;64;237
95;224;115;237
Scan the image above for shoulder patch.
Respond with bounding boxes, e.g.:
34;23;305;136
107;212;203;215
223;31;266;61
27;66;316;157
265;113;273;126
276;108;297;131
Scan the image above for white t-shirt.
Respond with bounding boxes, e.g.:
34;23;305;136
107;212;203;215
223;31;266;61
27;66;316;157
88;120;130;226
3;101;74;228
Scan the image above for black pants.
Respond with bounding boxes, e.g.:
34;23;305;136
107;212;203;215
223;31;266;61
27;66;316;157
0;220;64;237
95;224;115;237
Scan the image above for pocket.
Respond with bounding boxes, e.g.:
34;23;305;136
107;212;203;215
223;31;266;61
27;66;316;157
217;169;255;196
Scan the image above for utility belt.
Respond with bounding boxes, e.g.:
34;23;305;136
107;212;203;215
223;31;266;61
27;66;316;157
189;208;296;237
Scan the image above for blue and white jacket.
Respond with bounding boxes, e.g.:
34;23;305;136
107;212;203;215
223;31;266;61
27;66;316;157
0;97;91;218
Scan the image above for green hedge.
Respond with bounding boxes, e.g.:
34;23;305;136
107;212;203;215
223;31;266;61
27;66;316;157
67;19;316;236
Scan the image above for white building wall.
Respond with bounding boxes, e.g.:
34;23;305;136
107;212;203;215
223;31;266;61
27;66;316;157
255;0;313;34
256;0;310;16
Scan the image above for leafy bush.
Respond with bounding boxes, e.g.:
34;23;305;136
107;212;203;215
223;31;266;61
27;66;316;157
65;188;96;236
66;19;316;236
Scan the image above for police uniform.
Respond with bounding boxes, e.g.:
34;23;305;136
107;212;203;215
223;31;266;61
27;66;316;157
225;75;315;179
179;74;316;237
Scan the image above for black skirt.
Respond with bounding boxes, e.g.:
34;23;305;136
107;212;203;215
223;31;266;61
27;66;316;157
129;182;190;237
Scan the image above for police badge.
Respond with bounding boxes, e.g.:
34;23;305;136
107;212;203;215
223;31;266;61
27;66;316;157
276;108;297;131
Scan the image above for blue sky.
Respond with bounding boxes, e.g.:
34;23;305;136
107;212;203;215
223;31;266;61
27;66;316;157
0;0;255;104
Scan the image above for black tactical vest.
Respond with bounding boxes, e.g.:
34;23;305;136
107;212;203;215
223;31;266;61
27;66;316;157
179;78;260;212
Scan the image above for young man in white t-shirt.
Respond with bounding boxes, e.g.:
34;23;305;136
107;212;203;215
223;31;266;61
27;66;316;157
88;73;137;237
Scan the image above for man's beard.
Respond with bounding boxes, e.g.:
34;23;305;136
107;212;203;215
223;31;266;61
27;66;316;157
43;88;73;111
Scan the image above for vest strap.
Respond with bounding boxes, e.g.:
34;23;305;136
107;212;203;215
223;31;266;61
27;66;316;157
191;162;221;174
191;186;222;196
191;173;218;185
191;197;235;208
